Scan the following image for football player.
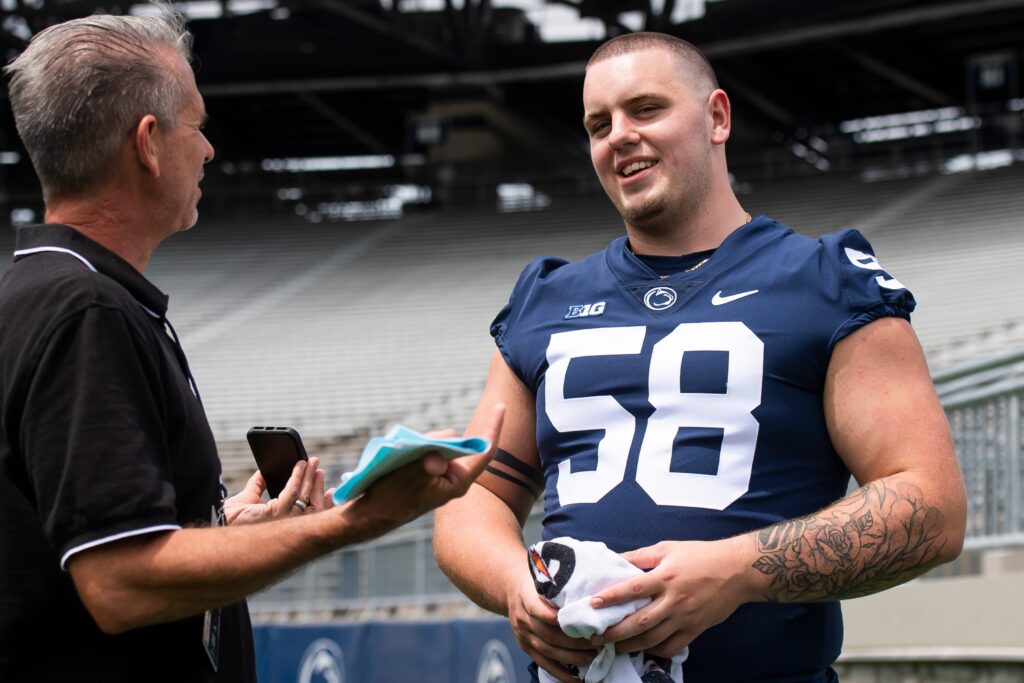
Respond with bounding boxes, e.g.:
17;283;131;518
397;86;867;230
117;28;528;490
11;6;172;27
434;32;966;683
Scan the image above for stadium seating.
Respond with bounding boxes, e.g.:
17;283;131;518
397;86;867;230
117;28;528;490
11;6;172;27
744;165;1024;368
144;201;623;485
4;164;1023;490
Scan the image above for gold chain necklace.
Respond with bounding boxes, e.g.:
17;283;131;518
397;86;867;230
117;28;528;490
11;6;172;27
667;212;752;277
683;257;710;273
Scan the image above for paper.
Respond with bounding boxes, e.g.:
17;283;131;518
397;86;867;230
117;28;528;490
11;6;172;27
331;425;490;504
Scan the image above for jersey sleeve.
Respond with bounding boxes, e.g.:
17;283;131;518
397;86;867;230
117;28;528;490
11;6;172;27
490;256;567;389
20;305;180;568
822;229;917;349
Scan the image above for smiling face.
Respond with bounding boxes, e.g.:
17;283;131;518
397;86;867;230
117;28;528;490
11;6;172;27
583;47;719;234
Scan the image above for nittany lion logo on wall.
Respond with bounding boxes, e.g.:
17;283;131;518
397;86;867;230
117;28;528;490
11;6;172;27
476;639;516;683
298;638;345;683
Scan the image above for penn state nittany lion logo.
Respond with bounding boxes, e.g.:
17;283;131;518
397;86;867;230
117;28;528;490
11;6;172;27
643;286;677;311
476;639;516;683
528;541;576;600
297;638;345;683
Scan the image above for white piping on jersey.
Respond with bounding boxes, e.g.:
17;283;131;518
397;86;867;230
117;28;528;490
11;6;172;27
14;246;97;273
60;524;181;570
14;245;162;318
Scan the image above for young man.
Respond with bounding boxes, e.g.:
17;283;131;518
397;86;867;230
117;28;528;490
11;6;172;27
434;32;966;682
0;13;502;681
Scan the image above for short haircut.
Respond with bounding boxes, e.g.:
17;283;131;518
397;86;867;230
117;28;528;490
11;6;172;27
3;10;193;199
586;32;719;94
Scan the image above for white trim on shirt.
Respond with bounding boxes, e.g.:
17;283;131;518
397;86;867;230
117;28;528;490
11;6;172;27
13;246;98;273
14;245;164;319
60;524;182;570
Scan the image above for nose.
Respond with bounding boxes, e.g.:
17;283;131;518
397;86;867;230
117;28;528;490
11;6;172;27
606;112;640;150
202;132;215;164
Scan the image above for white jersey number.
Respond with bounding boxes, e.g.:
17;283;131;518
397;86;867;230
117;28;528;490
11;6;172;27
545;323;764;509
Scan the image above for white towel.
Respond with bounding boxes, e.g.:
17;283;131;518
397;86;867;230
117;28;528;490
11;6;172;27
528;537;687;683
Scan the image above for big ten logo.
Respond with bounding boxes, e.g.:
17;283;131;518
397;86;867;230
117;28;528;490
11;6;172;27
564;301;606;320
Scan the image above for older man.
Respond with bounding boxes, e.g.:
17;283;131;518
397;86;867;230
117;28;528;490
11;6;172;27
434;32;966;683
0;12;502;681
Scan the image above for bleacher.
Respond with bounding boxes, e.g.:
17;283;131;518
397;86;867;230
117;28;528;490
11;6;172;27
145;200;623;485
744;164;1024;368
4;165;1023;491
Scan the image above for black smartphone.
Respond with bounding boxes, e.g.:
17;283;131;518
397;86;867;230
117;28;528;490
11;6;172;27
246;426;309;499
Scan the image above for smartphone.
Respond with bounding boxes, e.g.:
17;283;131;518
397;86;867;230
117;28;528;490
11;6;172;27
246;426;308;499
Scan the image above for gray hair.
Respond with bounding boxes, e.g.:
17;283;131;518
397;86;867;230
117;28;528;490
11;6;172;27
3;10;194;199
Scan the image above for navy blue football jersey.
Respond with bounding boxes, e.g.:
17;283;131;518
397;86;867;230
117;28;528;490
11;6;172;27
491;216;915;682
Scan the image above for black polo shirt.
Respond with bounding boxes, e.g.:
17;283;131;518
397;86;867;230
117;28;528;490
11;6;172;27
0;224;255;681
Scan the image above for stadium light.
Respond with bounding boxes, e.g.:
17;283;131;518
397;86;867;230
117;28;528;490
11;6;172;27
787;141;830;172
521;2;604;42
2;14;32;41
298;184;431;223
10;208;35;226
130;0;278;20
497;182;551;213
261;155;395;173
840;106;982;144
943;149;1014;174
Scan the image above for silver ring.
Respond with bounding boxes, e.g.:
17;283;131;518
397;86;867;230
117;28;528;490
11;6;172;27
292;499;308;512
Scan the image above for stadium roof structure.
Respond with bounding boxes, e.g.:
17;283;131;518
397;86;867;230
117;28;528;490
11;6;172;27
2;0;1024;215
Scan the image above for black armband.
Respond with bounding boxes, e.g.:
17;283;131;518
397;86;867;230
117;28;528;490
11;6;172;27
484;448;544;495
494;448;544;488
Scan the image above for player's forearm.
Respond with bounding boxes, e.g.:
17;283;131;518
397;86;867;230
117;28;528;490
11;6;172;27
434;490;530;615
746;474;965;603
72;502;392;634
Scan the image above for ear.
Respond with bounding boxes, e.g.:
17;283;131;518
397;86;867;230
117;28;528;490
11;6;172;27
707;89;731;146
134;114;161;178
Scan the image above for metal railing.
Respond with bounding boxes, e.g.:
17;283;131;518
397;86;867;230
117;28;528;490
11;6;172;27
249;348;1024;614
936;349;1024;550
248;507;544;618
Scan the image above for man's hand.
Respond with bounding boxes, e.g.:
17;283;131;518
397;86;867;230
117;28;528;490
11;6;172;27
588;537;752;657
345;405;507;538
507;575;596;683
224;456;332;525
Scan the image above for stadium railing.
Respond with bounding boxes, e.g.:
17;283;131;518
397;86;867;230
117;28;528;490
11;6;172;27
936;348;1024;551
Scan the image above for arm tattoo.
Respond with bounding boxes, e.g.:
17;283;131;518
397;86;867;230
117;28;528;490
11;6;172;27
752;480;947;602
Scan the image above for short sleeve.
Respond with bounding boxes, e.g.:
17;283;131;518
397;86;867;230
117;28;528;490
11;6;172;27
20;305;180;566
822;229;917;349
490;257;567;387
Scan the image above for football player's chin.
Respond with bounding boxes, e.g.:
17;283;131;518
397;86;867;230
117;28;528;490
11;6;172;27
622;199;668;229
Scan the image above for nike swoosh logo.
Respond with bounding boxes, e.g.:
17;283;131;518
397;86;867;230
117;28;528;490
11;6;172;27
712;289;759;305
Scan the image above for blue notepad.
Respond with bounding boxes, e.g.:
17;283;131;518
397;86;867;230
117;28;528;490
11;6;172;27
331;425;490;504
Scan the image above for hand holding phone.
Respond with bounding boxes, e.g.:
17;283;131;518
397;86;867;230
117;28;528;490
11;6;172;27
246;426;308;499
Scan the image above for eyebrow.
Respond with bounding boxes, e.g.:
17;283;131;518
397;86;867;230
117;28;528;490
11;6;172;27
583;92;664;126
